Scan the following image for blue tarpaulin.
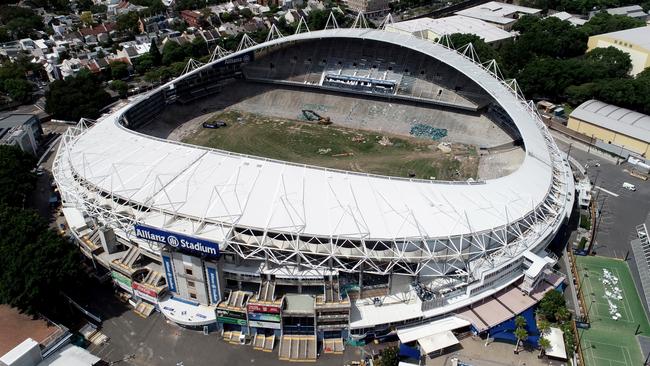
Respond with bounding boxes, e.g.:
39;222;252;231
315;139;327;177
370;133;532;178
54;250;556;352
399;343;421;359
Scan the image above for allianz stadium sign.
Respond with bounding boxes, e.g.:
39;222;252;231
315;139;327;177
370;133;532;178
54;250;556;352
134;224;219;258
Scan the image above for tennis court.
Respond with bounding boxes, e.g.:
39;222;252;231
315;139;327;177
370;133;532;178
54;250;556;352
577;256;650;366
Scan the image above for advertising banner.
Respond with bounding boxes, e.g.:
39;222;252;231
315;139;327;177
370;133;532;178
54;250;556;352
249;320;282;330
161;254;177;293
206;266;220;304
217;309;247;326
132;282;158;303
247;303;281;314
248;312;281;322
134;224;220;259
111;271;133;294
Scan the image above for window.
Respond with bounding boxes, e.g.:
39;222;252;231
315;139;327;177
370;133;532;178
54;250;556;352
189;292;197;299
187;280;195;288
185;268;193;276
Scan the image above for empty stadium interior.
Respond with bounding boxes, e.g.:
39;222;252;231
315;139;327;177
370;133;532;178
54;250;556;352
126;38;525;181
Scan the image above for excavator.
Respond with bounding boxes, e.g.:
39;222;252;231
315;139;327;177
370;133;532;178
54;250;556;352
302;109;332;125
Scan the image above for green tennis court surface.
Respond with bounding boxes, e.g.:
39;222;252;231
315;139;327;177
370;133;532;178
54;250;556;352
577;256;650;366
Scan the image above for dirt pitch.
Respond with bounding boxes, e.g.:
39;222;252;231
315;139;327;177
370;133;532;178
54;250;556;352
182;110;479;181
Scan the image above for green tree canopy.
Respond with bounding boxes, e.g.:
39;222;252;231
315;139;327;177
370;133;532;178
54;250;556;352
162;41;187;65
378;346;399;366
501;16;588;74
45;70;112;121
582;12;645;36
0;206;81;314
538;290;567;323
149;40;162;66
109;79;129;98
0;146;36;208
0;6;44;39
109;61;130;80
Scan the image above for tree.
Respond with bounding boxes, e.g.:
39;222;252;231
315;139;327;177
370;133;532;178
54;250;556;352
0;6;44;39
582;12;645;36
3;78;32;103
585;46;632;78
116;11;140;34
162;41;186;65
110;79;129;98
514;316;528;354
0;146;36;208
538;290;566;322
45;70;112;121
109;61;130;80
80;11;94;27
0;206;81;314
149;40;162;66
537;318;551;336
538;336;551;358
378;346;399;366
240;7;253;19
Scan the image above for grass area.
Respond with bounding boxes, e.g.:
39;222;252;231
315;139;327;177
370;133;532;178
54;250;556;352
576;255;650;366
183;110;479;180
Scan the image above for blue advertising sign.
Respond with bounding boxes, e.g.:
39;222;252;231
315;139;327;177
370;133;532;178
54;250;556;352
134;224;219;258
161;254;177;293
206;266;220;304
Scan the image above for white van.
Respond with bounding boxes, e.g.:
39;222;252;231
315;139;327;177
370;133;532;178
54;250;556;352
623;182;636;191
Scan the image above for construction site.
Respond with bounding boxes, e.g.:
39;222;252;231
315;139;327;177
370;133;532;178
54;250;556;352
141;81;524;181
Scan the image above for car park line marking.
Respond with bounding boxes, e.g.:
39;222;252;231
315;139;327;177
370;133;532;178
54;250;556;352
595;186;619;197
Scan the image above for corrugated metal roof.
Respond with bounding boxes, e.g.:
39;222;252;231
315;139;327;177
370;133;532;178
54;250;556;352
570;99;650;143
387;15;515;43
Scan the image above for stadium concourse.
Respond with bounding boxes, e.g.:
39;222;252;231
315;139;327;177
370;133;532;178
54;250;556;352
53;25;575;361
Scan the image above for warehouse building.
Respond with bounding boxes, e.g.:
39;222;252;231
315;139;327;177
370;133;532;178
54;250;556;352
455;1;541;31
568;100;650;157
587;26;650;76
386;15;515;44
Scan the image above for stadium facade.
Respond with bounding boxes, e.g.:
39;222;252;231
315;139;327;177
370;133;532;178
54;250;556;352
53;27;574;358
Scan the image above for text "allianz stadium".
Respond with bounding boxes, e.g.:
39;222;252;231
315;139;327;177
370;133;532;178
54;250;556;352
135;226;218;256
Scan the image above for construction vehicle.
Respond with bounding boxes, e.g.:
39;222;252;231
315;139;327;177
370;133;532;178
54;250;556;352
302;109;332;125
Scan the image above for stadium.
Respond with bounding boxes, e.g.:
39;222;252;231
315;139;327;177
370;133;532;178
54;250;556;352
53;25;575;360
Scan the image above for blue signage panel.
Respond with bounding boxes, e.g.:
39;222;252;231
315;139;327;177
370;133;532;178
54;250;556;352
134;224;219;258
161;254;177;293
206;266;220;304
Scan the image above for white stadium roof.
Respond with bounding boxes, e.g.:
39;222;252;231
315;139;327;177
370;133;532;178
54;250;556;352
57;28;568;242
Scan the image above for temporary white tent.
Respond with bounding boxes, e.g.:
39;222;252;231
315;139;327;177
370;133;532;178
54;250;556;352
417;330;459;355
545;327;567;360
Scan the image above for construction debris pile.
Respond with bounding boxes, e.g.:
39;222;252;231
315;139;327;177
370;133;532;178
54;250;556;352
410;124;448;141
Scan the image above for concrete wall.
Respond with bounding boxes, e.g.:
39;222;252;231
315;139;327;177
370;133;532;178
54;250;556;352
171;253;210;305
567;116;650;156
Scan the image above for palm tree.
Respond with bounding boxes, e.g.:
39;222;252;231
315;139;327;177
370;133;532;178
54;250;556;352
515;315;527;330
513;316;528;353
538;319;551;337
538;336;551;358
514;327;529;354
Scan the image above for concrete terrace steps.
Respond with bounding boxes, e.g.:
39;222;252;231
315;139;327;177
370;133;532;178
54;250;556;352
278;335;317;362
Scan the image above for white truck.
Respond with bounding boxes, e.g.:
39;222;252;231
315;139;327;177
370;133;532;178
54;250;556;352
623;182;637;191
